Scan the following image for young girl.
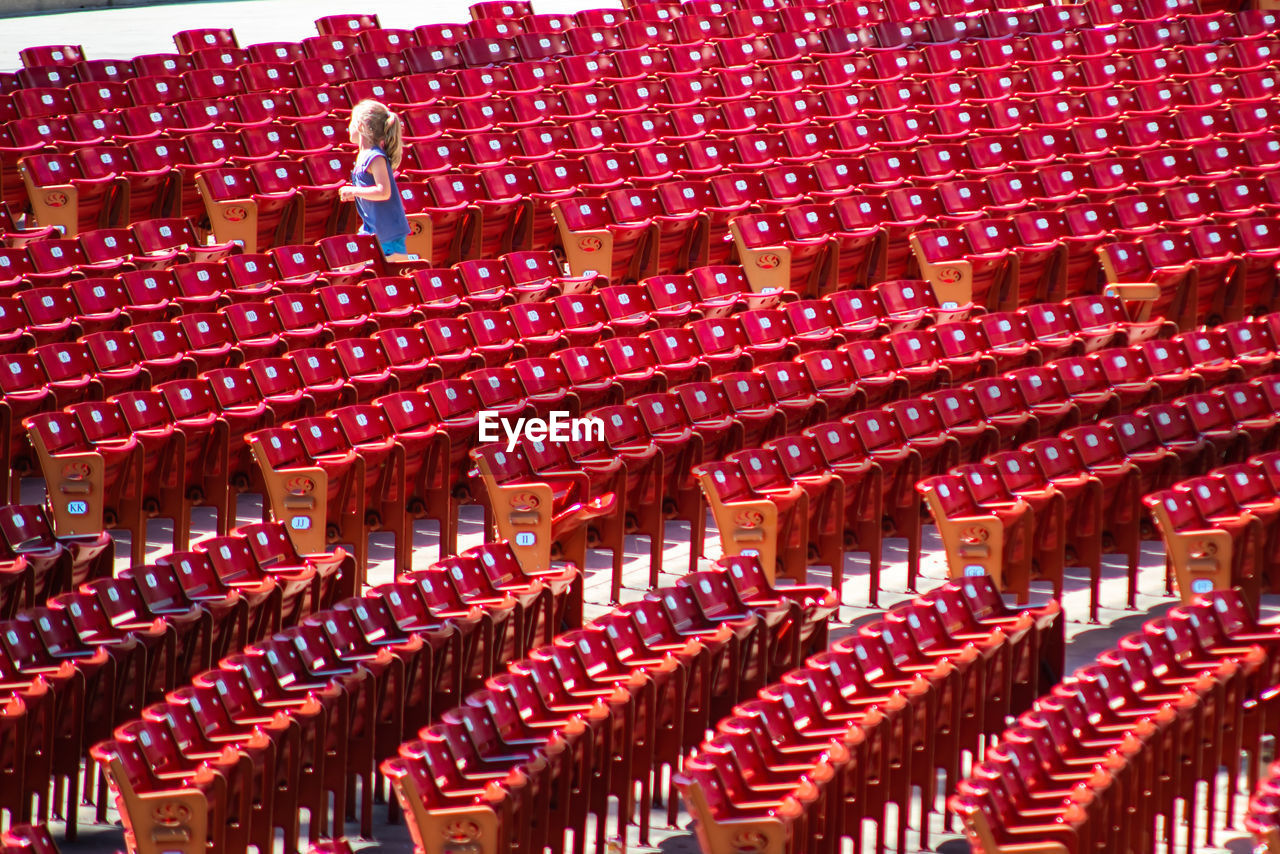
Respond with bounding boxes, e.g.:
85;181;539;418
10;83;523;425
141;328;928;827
339;99;411;260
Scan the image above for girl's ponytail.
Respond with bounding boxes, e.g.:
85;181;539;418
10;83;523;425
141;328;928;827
382;111;403;171
352;99;404;170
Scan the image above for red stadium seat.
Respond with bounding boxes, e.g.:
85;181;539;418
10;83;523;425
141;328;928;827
197;167;299;253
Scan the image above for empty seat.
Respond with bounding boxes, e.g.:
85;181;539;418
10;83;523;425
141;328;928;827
729;212;834;299
197;168;300;253
554;196;652;285
1145;487;1264;604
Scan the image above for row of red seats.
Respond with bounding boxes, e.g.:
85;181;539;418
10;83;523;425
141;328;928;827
0;519;355;840
383;554;834;854
1;524;560;845
0;503;112;621
470;0;1205;29
17;62;1273;159
0;271;943;549
10;36;1280;159
389;108;1280;208
1099;222;1278;329
2;4;1259;133
9;35;1280;162
13;0;1214;91
233;285;1149;592
464;291;1162;603
502;121;1280;201
11;75;1276;197
743;195;1260;308
20;32;1280;131
445;12;1270;63
0;241;586;333
363;260;779;322
395;164;1264;299
0;246;596;398
921;371;1280;619
676;572;1060;854
15;341;448;566
914;211;1280;326
950;588;1275;853
464;0;1045;28
146;279;958;581
1248;760;1280;854
11;101;1280;260
0;97;359;216
599;121;1277;190
4;5;1104;122
166;13;1233;81
0;251;967;381
760;37;1280;83
85;537;573;850
1144;450;1280;605
5;20;1274;220
696;315;1279;612
0;220;409;292
0;216;237;282
190;123;1276;264
0;257;766;374
387;102;1280;179
563;157;1280;290
36;10;1280;94
164;22;1280;101
913;213;1280;320
0;273;431;360
0;258;769;545
11;148;357;244
11;0;1197;111
375;75;1280;140
9;61;1280;243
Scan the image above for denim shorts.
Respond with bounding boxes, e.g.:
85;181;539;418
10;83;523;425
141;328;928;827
379;235;407;256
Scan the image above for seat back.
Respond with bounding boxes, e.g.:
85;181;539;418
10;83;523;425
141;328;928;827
918;475;1006;589
1143;489;1236;601
91;742;211;854
246;428;327;555
694;461;782;580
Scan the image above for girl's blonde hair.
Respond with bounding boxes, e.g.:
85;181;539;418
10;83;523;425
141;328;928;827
352;99;403;171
